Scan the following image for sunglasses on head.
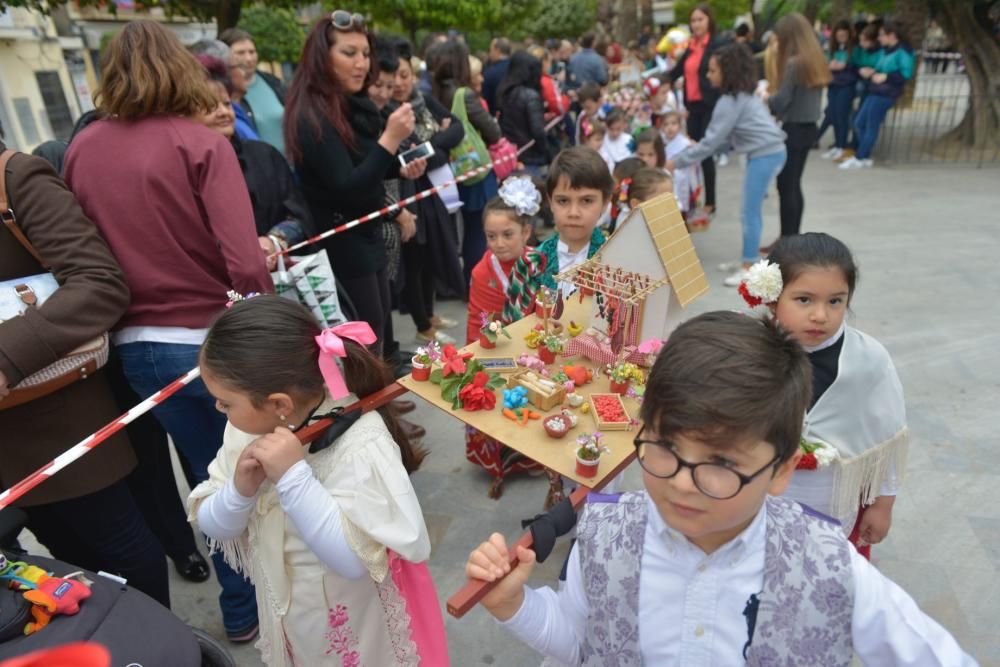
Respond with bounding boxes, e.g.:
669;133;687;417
331;10;365;31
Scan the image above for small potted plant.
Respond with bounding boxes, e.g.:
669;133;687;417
538;334;564;364
608;361;644;395
478;312;511;349
410;343;440;381
575;432;609;478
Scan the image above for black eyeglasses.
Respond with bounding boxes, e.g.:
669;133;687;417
633;426;780;500
331;10;365;31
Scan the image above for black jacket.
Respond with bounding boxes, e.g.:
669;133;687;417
498;86;551;166
232;135;313;240
294;94;399;278
668;34;729;108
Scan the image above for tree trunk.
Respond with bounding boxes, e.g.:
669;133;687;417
831;0;853;24
893;0;928;109
937;1;1000;148
214;0;242;34
639;0;653;31
803;0;822;25
619;0;638;43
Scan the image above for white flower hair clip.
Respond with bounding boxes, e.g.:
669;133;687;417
499;176;542;217
738;260;783;307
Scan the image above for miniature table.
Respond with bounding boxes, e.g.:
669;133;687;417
397;296;639;489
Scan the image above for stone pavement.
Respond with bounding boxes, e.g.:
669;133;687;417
24;156;999;665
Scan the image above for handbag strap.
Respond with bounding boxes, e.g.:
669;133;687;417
450;87;471;126
0;149;48;269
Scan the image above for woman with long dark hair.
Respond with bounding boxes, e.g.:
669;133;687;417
666;44;786;287
817;20;857;161
389;38;465;345
497;51;552;178
668;3;724;214
767;12;831;241
283;11;425;360
430;38;503;288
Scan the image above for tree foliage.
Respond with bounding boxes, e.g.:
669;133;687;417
517;0;598;39
238;5;303;63
332;0;537;42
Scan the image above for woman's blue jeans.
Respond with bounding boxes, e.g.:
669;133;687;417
742;149;787;264
117;341;258;634
854;94;896;160
826;85;856;149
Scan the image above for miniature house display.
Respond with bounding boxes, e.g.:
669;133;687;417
556;192;709;365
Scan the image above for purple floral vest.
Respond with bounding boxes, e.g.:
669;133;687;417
576;492;854;666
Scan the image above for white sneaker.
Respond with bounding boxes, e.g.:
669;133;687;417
415;330;457;346
717;153;729;167
723;269;749;287
821;147;843;160
860;158;873;167
717;260;742;272
838;156;867;170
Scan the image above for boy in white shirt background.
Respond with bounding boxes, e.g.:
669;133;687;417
466;311;976;666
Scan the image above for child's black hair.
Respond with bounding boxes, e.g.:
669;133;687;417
628;167;672;203
635;128;666;167
545;146;615;199
201;296;426;473
641;311;811;464
766;232;859;300
612;156;644;182
577;82;602;104
605;107;627;127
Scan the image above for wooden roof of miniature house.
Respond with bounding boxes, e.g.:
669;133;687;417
599;192;709;307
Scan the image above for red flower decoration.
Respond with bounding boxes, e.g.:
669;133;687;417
738;282;763;308
458;372;497;411
441;344;473;377
795;452;818;470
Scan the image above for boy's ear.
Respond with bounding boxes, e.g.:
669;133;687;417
767;449;802;496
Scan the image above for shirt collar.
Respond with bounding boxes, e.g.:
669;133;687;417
645;493;768;567
556;238;590;261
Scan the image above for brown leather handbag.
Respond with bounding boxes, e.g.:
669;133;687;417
0;149;109;410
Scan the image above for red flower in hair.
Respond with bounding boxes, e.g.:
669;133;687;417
458;372;497;411
441;344;473;377
795;452;818;470
738;282;763;308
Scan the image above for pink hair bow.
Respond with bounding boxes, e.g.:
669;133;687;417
315;322;378;400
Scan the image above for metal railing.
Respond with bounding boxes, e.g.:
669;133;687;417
874;53;999;167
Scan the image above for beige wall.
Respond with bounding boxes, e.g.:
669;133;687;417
0;8;81;151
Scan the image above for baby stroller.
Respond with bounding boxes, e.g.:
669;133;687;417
0;508;234;667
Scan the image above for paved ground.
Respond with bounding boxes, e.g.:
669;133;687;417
24;156;999;665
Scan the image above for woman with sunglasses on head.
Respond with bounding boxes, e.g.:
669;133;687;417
284;11;426;366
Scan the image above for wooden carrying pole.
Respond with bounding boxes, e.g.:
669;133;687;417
445;451;637;618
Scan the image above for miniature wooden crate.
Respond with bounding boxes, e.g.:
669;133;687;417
589;393;631;431
507;368;566;411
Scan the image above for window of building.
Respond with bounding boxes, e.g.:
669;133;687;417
35;71;74;140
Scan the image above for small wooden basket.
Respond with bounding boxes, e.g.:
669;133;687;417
589;393;631;431
507;368;566;411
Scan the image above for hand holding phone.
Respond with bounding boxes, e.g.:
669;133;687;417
399;141;435;167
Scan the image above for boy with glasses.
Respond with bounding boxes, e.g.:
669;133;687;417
466;311;974;665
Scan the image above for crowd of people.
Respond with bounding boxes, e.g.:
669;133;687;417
0;3;975;666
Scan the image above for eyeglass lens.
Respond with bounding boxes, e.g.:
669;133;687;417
637;442;744;499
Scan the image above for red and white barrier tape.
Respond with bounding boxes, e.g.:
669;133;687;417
0;114;567;507
0;367;202;509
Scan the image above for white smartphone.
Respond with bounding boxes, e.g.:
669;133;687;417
398;141;435;166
